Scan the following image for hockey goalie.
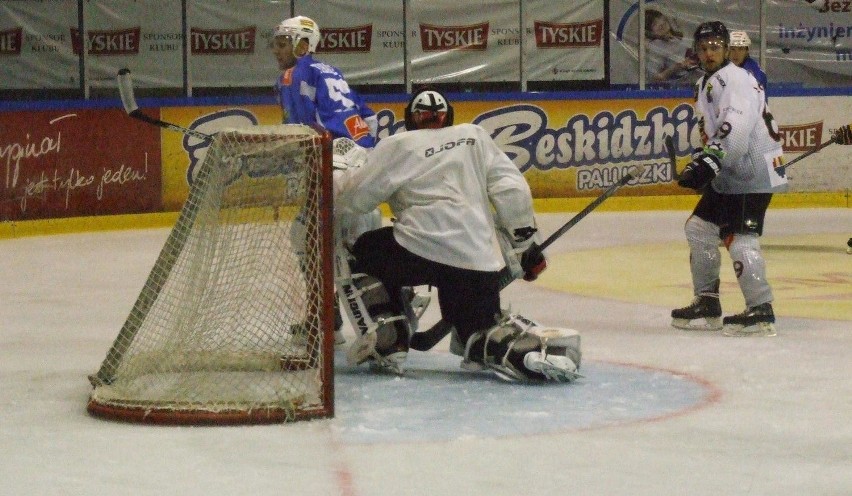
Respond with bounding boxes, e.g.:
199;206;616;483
330;89;582;383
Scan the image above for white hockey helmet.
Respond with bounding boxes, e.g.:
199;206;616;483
274;16;321;53
729;30;751;47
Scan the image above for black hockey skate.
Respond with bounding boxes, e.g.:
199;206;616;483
722;302;776;337
671;294;722;331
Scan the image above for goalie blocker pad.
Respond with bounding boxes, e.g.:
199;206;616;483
334;245;410;373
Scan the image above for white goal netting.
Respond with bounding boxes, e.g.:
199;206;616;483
88;124;335;424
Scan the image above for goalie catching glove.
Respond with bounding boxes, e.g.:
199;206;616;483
678;152;721;191
834;124;852;145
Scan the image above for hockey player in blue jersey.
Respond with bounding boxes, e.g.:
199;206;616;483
271;16;378;148
727;31;768;101
271;16;430;343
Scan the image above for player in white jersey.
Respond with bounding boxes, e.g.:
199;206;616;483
334;87;581;382
671;21;788;337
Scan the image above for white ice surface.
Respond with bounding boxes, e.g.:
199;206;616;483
1;208;849;496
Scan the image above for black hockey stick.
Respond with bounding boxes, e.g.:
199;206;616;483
778;135;837;173
117;68;214;143
409;162;648;352
666;129;849;176
664;135;678;177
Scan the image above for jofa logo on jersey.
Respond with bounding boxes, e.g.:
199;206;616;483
424;138;476;157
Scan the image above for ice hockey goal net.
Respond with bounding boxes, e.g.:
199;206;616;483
88;124;335;424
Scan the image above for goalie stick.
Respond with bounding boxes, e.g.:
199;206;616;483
117;68;214;143
409;162;648;352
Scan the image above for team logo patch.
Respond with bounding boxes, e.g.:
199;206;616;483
344;115;370;141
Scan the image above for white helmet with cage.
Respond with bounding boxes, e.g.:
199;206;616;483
729;30;751;48
274;16;321;53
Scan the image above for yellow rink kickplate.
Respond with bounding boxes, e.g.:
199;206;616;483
537;233;851;321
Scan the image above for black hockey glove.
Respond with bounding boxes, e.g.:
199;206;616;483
677;153;721;191
833;124;852;145
520;243;547;282
690;147;704;160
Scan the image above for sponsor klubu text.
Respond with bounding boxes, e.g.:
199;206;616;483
71;28;140;55
190;27;255;54
419;23;488;51
317;25;372;53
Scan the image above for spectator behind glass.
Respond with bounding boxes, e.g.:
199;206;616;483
644;9;701;88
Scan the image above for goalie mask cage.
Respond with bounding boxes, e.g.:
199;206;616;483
88;124;335;425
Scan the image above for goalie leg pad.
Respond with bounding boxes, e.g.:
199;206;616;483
335;246;410;374
335;208;382;249
462;312;582;383
400;286;431;333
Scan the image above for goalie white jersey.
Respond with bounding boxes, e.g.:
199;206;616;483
695;62;788;194
336;123;535;272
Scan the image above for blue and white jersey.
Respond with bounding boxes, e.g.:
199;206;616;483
740;56;768;101
275;54;377;148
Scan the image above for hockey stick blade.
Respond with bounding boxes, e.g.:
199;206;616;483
409;162;648;352
117;68;140;114
116;68;214;143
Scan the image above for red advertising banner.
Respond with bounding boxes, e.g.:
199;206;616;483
0;108;161;221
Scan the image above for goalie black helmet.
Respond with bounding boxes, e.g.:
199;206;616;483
404;87;454;130
693;21;730;48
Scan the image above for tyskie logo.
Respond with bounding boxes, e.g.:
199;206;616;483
419;22;488;51
190;26;256;54
0;28;22;55
317;25;372;53
534;19;603;48
71;27;140;55
778;121;823;152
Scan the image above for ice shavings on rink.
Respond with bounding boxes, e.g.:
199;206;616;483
332;350;716;444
